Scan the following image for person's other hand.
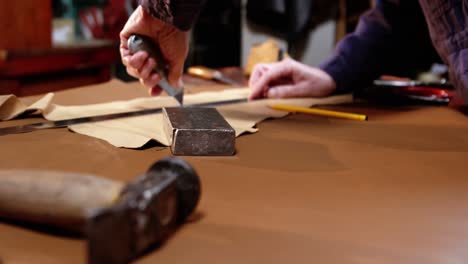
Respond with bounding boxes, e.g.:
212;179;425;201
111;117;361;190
249;58;336;100
120;6;189;96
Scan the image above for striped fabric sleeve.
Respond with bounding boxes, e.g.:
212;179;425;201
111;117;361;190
139;0;206;31
418;0;468;105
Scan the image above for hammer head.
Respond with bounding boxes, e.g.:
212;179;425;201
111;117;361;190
86;157;201;264
163;107;236;156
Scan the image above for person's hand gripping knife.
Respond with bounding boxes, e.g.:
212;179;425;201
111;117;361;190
120;5;188;103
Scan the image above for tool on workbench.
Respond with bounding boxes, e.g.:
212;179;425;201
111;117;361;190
0;157;201;264
373;79;454;103
187;66;242;86
269;104;368;121
128;34;184;105
163;107;236;156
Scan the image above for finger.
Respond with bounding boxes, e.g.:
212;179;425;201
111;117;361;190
128;51;150;70
120;45;131;66
120;40;132;67
248;82;265;100
126;66;140;79
121;54;130;67
140;72;161;89
254;60;294;91
119;32;129;50
249;64;271;88
248;64;272;100
119;29;131;47
119;29;129;47
138;58;156;80
249;62;292;100
267;84;302;98
267;81;327;98
119;26;132;65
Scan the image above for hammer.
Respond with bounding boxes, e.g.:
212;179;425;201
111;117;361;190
0;157;201;264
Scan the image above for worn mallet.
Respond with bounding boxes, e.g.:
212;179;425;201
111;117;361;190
0;157;201;264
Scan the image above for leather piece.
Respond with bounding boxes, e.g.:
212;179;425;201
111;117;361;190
0;80;351;148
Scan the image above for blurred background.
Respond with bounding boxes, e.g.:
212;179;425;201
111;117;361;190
0;0;377;96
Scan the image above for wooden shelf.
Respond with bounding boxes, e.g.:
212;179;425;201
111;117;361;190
0;1;120;96
0;1;52;50
0;41;120;96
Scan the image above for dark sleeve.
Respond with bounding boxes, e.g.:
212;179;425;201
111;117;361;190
319;0;430;93
418;0;468;105
139;0;206;31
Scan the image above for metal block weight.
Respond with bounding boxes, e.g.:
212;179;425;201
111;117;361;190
162;107;236;156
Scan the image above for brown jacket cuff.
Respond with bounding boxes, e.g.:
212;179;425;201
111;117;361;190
139;0;205;31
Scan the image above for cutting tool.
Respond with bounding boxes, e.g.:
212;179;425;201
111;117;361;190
128;34;184;105
187;66;242;86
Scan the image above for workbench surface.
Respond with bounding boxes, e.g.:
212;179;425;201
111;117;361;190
1;79;468;264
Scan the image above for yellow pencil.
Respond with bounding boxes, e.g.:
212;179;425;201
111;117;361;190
268;104;368;121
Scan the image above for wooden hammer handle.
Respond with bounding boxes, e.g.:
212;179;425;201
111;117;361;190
0;170;124;232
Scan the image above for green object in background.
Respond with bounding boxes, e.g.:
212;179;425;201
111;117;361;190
61;0;75;18
53;0;107;39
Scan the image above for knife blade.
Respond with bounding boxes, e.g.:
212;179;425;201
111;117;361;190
187;66;242;86
128;34;184;105
0;98;248;136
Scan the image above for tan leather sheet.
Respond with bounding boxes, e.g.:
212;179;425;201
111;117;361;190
0;87;352;148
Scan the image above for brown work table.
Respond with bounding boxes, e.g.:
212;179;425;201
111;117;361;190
0;79;468;263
